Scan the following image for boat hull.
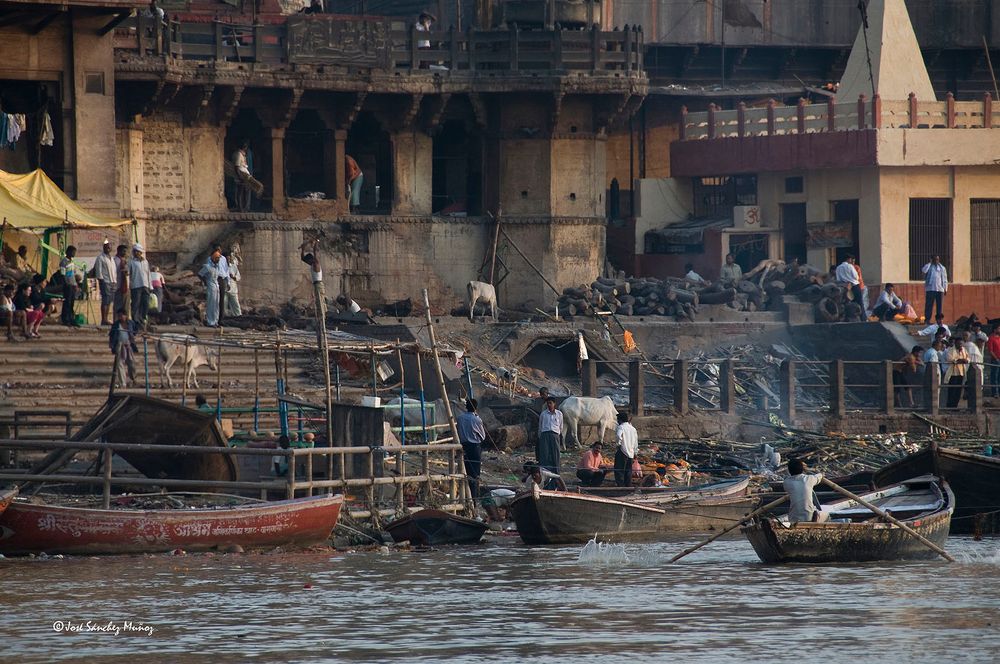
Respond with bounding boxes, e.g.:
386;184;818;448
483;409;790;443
742;510;952;563
654;496;757;533
510;488;664;545
385;509;488;546
874;446;1000;535
0;494;343;555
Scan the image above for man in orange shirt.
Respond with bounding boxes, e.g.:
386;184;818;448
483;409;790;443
576;442;608;487
345;154;363;213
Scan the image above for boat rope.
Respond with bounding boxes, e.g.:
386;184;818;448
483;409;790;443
950;508;1000;521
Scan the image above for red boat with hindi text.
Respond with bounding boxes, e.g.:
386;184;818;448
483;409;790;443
0;493;343;556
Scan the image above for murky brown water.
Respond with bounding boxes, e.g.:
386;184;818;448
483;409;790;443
1;536;998;663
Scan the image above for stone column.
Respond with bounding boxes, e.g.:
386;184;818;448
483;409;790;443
187;124;227;213
270;127;286;210
72;14;117;207
330;129;348;215
118;124;144;214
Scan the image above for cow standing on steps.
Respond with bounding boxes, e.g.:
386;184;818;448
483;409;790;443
156;334;219;388
467;281;497;322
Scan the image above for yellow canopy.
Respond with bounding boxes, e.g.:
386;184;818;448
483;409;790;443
0;169;130;230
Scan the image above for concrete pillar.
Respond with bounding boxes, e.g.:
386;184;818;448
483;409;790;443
581;359;598;397
969;365;983;414
392;130;432;215
628;361;644;417
720;359;736;415
673;360;689;415
780;360;796;422
270;127;286;209
883;360;896;415
924;365;941;416
72;13;118;206
831;360;846;418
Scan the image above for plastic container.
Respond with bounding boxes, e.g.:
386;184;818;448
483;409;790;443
361;396;381;408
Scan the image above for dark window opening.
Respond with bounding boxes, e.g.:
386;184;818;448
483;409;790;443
908;199;951;281
693;175;757;219
785;176;804;194
285;110;329;198
521;340;614;379
729;233;769;274
225;109;270;212
346;112;392;215
832;199;860;264
781;202;808;265
971;199;1000;281
432;119;483;215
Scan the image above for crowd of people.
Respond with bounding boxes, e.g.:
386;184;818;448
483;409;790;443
901;316;1000;409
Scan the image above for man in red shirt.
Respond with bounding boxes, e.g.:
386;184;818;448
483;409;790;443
576;442;608;487
987;327;1000;398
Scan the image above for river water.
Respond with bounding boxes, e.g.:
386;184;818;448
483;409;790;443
2;535;998;663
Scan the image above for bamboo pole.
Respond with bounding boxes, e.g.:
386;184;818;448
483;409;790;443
396;343;406;512
101;448;113;508
253;348;261;432
308;262;336;494
215;330;223;421
422;289;473;515
488;213;501;284
668;495;789;564
820;478;955;563
181;337;190;406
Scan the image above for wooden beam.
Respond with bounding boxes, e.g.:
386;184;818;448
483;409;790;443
31;10;63;35
0;12;29;29
97;11;129;36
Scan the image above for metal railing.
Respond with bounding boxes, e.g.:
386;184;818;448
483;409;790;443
117;15;644;74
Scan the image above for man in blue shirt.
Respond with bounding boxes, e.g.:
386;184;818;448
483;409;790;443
456;398;487;499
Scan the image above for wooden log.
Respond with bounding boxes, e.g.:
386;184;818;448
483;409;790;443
698;288;736;305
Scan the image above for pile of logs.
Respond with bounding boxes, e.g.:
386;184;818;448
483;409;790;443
157;269;206;324
556;261;859;323
556;275;766;322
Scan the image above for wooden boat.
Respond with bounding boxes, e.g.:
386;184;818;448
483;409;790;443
582;476;751;499
384;509;488;546
742;476;954;564
0;493;343;555
873;443;1000;535
619;477;757;533
509;484;665;545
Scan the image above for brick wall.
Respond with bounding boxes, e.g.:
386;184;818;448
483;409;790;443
142;112;189;211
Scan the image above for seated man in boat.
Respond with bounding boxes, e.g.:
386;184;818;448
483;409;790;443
576;442;609;487
784;458;828;523
521;462;566;492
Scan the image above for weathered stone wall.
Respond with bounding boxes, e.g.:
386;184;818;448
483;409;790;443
141;112;189;211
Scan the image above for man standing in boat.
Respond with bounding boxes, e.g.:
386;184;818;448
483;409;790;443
456;398;486;499
784;458;828;523
613;412;639;487
537;397;563;485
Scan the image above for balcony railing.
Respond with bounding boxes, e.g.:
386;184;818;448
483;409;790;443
117;15;644;74
680;93;1000;141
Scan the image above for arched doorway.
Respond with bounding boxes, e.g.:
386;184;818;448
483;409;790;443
432;119;483;215
225;109;269;211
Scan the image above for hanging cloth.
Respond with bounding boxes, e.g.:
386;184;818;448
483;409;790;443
40;112;54;147
7;114;21;144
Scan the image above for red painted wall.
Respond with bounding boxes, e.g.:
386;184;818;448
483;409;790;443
888;283;1000;321
636;230;724;281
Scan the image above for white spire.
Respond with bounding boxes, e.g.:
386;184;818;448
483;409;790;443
838;0;936;103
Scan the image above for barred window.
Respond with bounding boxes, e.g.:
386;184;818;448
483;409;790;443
971;199;1000;281
908;199;951;281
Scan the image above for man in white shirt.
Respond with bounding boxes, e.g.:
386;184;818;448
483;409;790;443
963;331;985;396
613;411;639;487
93;240;117;326
521;464;566;492
916;313;950;338
872;283;903;321
128;243;152;330
835;255;863;308
922;338;945;379
684;263;709;286
537;397;563;481
922;255;948;323
783;458;827;523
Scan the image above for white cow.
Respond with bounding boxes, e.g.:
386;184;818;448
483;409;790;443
156;334;219;389
467;280;498;322
559;396;620;448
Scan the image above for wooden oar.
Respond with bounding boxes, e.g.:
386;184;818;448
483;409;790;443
667;494;789;564
820;477;955;563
